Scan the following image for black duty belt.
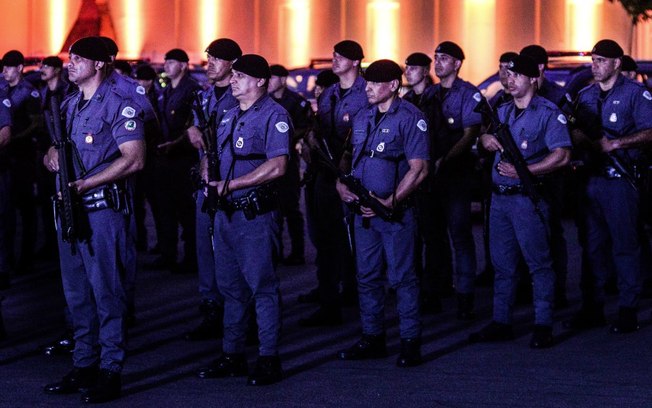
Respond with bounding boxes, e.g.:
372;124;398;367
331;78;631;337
492;183;541;196
220;186;278;220
80;183;131;214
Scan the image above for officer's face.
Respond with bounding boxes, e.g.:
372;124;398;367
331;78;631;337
498;62;511;88
267;75;284;94
332;52;356;76
207;55;232;82
622;70;637;80
40;65;59;82
67;54;99;85
137;79;153;92
592;55;620;83
404;65;429;87
434;53;459;79
164;59;185;80
366;80;397;105
2;65;21;84
230;70;265;99
506;70;535;98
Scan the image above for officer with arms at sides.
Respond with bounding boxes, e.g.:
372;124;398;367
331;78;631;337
42;36;145;403
195;54;290;386
564;40;652;334
336;59;429;367
470;54;571;348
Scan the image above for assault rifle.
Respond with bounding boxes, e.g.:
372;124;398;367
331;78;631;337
192;93;222;221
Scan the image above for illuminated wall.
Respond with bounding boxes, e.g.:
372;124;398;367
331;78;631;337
0;0;646;83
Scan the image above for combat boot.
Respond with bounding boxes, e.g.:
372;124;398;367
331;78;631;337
247;355;283;386
44;365;99;394
43;331;75;356
562;302;606;330
468;321;514;343
456;292;476;320
184;300;223;341
609;307;639;334
396;338;422;367
80;369;121;403
338;333;387;360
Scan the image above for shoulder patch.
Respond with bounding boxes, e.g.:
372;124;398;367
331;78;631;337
2;99;11;108
473;92;482;103
275;121;289;133
121;106;136;118
643;90;652;101
124;120;137;131
417;119;428;132
136;85;146;95
557;114;568;125
30;90;40;98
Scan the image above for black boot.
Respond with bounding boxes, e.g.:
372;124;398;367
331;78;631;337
338;333;387;360
44;366;99;394
529;325;554;349
185;300;223;341
610;307;639;334
197;353;248;378
469;321;514;343
457;292;476;320
562;302;606;330
396;338;422;367
247;355;283;386
43;331;75;356
80;369;121;403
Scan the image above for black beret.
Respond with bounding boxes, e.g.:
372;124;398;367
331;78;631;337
2;50;24;67
205;38;242;61
592;39;624;58
365;59;403;83
405;52;432;66
270;64;289;77
165;48;189;62
621;55;638;72
499;51;518;63
69;37;111;62
98;36;119;56
315;69;339;87
520;44;548;65
334;40;364;61
435;41;465;61
42;56;63;69
114;60;132;75
508;54;539;78
135;64;157;80
232;54;270;79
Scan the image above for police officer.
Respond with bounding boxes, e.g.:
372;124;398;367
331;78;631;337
2;50;42;275
184;38;242;341
0;90;12;290
268;64;311;265
43;36;145;403
196;54;289;386
520;45;568;107
488;52;518;108
564;40;652;333
402;52;449;313
299;40;368;326
431;41;482;318
621;55;638;80
336;59;428;366
151;48;202;273
470;54;571;348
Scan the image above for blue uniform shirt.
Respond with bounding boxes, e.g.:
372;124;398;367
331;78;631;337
351;97;430;199
193;85;238;129
158;73;202;142
63;78;145;180
492;95;571;186
272;88;311;135
107;70;158;124
5;78;40;134
539;77;567;108
216;93;291;199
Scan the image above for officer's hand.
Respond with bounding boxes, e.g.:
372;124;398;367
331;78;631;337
598;136;620;153
369;191;393;210
480;134;503;152
187;126;206;151
44;146;59;172
336;179;359;203
157;141;173;155
359;205;376;217
208;180;229;197
496;160;518;179
68;179;89;195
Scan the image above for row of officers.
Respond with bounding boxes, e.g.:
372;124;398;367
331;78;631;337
0;35;649;403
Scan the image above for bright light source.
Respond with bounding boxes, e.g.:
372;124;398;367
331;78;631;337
366;0;400;61
201;0;219;55
566;0;603;51
49;0;68;55
121;0;142;59
463;0;495;82
279;0;310;67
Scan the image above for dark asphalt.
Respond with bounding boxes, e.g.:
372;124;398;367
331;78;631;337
1;219;651;407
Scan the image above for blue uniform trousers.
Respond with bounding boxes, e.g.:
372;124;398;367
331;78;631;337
354;209;421;339
58;209;131;373
582;176;641;308
490;194;555;326
214;210;281;356
196;192;222;303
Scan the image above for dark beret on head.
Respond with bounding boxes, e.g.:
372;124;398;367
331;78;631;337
435;41;465;61
499;51;518;63
232;54;270;79
135;64;157;80
334;40;364;61
70;37;111;62
42;56;63;68
98;36;119;56
592;39;624;58
520;44;548;65
365;59;403;83
315;69;339;87
165;48;189;62
114;60;132;75
621;55;638;72
205;38;242;61
508;54;539;78
405;52;432;66
2;50;24;67
270;64;289;77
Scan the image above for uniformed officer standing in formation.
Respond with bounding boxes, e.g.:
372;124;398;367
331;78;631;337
300;40;368;327
621;55;638;80
336;59;429;366
196;54;289;386
42;36;145;403
150;48;202;273
268;64;311;266
2;50;42;276
564;39;652;333
185;38;242;341
402;52;449;314
470;54;571;348
431;41;482;319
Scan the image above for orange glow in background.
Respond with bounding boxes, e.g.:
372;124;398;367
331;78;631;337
463;0;495;83
279;0;310;68
366;0;399;61
201;0;219;56
49;0;69;55
119;0;142;59
566;0;603;51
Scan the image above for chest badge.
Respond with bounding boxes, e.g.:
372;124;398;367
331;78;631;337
85;134;94;144
520;140;528;150
609;112;618;123
376;142;385;152
343;113;350;123
235;136;244;149
447;117;454;125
